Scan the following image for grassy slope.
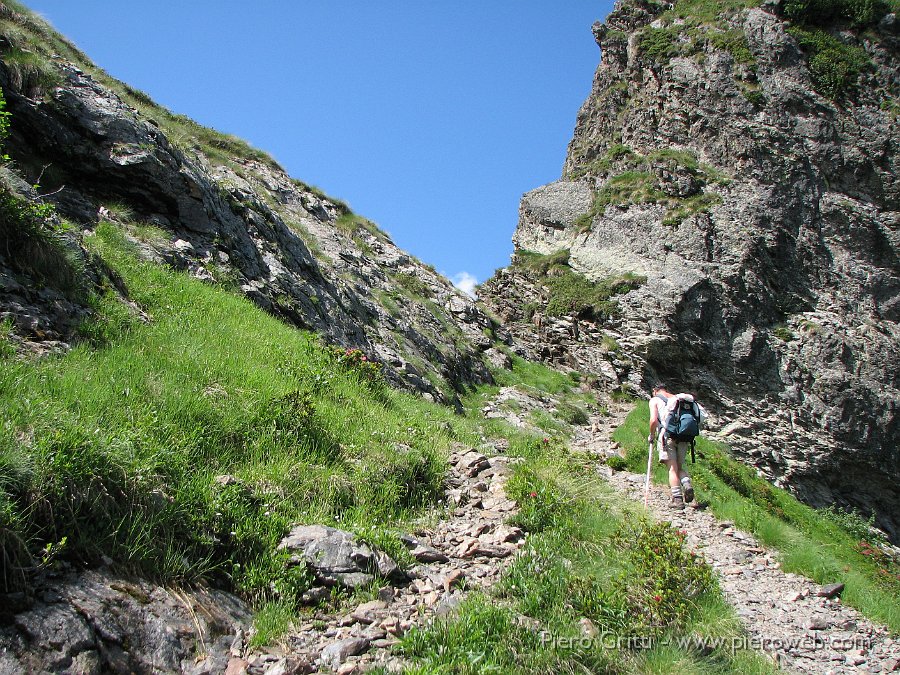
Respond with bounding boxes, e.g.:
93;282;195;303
0;230;777;670
0;222;481;603
614;405;900;633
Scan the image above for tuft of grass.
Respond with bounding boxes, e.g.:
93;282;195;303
0;46;60;97
771;325;796;342
639;27;684;64
249;599;294;648
574;148;727;230
0;188;86;296
614;404;900;632
663;192;723;227
511;250;646;321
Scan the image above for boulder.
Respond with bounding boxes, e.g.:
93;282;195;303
278;525;406;589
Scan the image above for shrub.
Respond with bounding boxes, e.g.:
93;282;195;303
663;192;722;226
1;47;59;97
392;271;432;299
639;27;682;64
556;401;589;426
612;518;715;633
782;0;890;27
0;189;86;295
326;345;385;389
772;325;796;342
606;455;628;471
787;27;870;99
506;464;567;533
706;29;755;65
743;88;767;107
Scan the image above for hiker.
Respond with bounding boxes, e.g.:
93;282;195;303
648;384;705;510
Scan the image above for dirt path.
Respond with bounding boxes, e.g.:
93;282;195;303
576;405;900;675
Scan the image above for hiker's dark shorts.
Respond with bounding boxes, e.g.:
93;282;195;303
658;435;688;465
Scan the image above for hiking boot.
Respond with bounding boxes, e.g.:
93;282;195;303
682;483;695;504
671;495;685;511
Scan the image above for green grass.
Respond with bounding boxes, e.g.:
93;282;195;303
614;404;900;633
636;0;761;69
0;222;500;602
782;0;894;27
401;442;778;674
573;148;727;229
664;0;762;26
249;599;295;648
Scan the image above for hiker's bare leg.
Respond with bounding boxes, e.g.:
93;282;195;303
667;459;680;488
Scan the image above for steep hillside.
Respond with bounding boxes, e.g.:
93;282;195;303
0;1;501;404
481;0;900;540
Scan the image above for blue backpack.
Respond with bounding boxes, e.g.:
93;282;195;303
657;394;701;461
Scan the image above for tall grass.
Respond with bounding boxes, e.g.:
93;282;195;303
614;405;900;633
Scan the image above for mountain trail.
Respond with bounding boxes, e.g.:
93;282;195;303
575;405;900;675
239;444;527;674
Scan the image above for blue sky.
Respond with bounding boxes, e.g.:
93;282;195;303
24;1;615;293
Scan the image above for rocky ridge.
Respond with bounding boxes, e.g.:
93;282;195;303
480;0;900;540
0;3;501;403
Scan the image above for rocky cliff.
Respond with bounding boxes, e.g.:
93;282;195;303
0;2;502;405
481;0;900;539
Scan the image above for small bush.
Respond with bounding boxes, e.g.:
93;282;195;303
506;463;567;533
782;0;890;27
743;88;767;107
788;27;870;99
392;271;432;299
772;325;796;342
706;29;755;64
606;455;628;471
639;27;682;64
556;401;589;426
663;192;722;226
613;518;715;633
326;345;385;389
0;190;86;295
1;47;59;97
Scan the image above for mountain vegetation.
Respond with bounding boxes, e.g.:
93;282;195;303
0;0;898;671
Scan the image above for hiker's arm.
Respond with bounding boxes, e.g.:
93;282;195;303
648;401;659;441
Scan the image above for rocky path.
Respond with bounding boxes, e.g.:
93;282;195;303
236;443;527;675
576;406;900;675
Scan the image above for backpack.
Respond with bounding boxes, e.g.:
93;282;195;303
656;394;702;462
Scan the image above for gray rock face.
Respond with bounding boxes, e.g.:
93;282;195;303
0;568;250;674
483;2;900;539
278;524;406;589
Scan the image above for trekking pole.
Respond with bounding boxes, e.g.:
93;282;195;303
644;435;654;507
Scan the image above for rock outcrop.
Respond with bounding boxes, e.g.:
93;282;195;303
481;0;900;539
0;567;250;675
